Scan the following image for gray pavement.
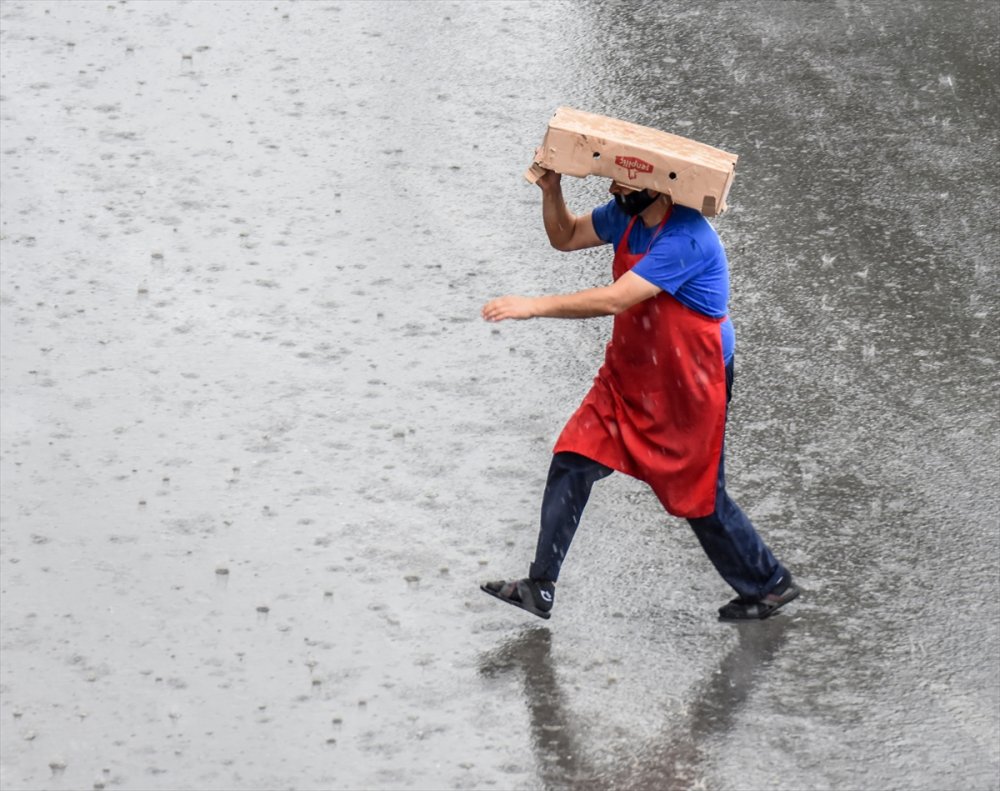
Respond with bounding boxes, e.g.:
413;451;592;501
1;1;997;789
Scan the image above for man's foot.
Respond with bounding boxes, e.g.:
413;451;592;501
718;575;800;621
480;578;555;620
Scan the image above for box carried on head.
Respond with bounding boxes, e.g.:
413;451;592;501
525;107;738;217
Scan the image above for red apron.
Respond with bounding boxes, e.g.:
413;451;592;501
553;212;728;518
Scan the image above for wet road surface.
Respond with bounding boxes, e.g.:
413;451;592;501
1;1;997;789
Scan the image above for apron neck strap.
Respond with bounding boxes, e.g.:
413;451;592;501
644;204;674;253
619;204;674;256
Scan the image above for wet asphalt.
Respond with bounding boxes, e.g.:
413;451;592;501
0;1;997;789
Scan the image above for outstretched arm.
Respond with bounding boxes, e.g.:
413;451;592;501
482;271;662;322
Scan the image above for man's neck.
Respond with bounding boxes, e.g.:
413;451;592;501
641;197;673;228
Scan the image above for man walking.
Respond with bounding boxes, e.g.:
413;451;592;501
480;167;799;621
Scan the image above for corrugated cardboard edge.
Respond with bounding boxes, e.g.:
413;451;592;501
524;162;547;184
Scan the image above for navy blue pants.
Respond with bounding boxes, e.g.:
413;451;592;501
528;360;788;601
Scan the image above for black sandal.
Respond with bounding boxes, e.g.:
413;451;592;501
718;577;800;621
480;578;554;620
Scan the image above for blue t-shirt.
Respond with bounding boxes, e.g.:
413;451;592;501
591;199;735;362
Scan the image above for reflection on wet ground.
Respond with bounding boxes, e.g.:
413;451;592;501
480;620;790;790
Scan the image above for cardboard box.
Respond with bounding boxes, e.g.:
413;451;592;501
525;107;738;217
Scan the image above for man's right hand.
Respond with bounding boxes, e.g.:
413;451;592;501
536;168;561;193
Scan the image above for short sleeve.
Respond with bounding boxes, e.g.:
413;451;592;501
590;198;627;245
630;234;703;295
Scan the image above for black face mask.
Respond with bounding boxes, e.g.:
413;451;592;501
614;189;657;216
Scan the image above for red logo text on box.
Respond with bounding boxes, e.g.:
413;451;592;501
615;155;654;180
